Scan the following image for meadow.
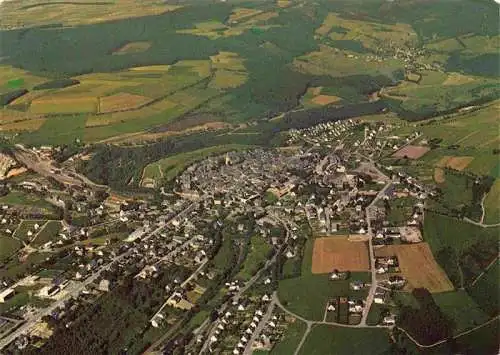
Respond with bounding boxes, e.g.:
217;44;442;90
432;290;490;333
236;234;272;281
31;221;63;247
0;236;22;262
270;317;306;355
467;261;499;316
299;325;391;355
483;179;500;224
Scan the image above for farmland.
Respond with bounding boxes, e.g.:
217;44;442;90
374;243;454;293
483;179;500;224
299;325;391;355
432;290;489;334
311;236;369;273
278;236;370;321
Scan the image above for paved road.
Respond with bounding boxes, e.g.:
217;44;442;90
242;300;276;355
0;201;198;350
360;181;392;326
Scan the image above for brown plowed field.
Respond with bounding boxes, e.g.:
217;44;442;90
311;236;370;274
392;145;430;159
436;156;474;171
374;243;454;293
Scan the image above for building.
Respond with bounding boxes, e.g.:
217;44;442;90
0;288;14;303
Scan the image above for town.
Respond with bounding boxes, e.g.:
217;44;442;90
0;115;474;355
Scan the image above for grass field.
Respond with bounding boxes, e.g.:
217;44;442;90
0;191;47;207
299;325;391;355
31;221;62;247
14;220;46;242
432;290;490;333
483;179;500;224
0;0;182;29
0;236;22;261
467;261;499;316
270;318;306;355
99;93;152;113
236;234;272;281
30;96;98;114
17;114;87;146
424;212;499;254
278;236;370;321
374;243;454;293
311;236;369;273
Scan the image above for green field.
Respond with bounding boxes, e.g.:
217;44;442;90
17;114;87;146
31;221;62;247
270;318;307;355
13;220;47;242
432;290;490;333
236;234;272;281
467;261;500;316
299;325;391;355
0;191;53;210
0;236;22;261
483;179;500;224
278;236;370;321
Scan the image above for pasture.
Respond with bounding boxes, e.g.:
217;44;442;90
299;325;391;355
237;234;272;281
270;318;306;355
467;261;499;316
483;179;500;224
374;243;454;293
432;290;489;333
14;220;46;242
18;115;87;146
0;236;22;261
31;221;62;248
311;236;370;273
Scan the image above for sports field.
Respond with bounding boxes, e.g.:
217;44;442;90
311;236;370;273
375;243;454;293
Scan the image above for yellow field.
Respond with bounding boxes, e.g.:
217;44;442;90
208;70;247;89
277;0;292;8
228;8;262;23
315;12;417;49
311;95;341;105
311;236;370;273
443;73;477;86
210;52;246;71
0;118;46;132
30;96;98;114
436;156;474;171
0;0;182;29
99;93;153;113
434;168;445;183
129;65;171;72
375;243;454;293
112;41;151;55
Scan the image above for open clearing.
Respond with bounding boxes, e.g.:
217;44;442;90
434;167;445;183
483;179;500;224
299;325;391;355
311;236;370;273
436;156;474;171
99;93;153;113
311;95;341;106
374;243;454;293
30;96;97;114
392;145;430;159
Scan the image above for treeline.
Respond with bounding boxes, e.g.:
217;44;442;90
25;266;191;355
33;78;80;90
0;89;28;106
398;288;454;345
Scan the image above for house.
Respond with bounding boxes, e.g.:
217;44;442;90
388;275;406;289
383;314;396;325
0;288;14;303
330;269;348;280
